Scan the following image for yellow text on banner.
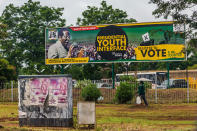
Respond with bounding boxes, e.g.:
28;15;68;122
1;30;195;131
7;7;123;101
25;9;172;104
46;57;89;64
135;44;185;61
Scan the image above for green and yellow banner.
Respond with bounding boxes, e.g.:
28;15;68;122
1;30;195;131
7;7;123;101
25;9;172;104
45;21;185;64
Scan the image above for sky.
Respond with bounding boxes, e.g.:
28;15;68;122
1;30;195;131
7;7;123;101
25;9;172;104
0;0;170;26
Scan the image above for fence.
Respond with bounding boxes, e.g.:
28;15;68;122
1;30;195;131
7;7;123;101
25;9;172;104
1;81;197;104
0;82;18;102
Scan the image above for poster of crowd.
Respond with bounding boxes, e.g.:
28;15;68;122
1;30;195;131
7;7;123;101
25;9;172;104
45;21;185;64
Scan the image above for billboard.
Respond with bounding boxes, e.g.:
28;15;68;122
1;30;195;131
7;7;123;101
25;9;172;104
45;21;185;64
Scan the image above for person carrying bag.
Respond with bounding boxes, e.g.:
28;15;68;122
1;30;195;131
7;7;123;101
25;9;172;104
137;81;148;106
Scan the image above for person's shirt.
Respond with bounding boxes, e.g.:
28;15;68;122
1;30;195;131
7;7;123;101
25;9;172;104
138;84;145;95
48;40;68;58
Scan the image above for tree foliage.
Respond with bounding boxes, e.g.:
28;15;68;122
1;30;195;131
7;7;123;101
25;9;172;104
75;79;92;89
82;64;103;80
147;0;197;70
119;75;137;82
0;23;7;40
0;0;66;74
115;81;135;104
67;65;84;80
149;0;197;38
81;81;101;101
77;1;136;26
0;59;16;82
0;23;7;58
0;23;16;82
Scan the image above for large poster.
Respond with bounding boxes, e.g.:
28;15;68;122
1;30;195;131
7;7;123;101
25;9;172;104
27;77;69;107
18;75;73;126
45;21;185;64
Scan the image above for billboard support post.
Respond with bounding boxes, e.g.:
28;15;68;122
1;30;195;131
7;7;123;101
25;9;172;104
167;62;170;88
11;81;13;102
186;66;189;103
112;63;115;89
61;65;64;74
183;22;189;103
155;72;158;104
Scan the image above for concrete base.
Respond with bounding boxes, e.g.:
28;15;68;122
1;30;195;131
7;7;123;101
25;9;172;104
19;118;73;127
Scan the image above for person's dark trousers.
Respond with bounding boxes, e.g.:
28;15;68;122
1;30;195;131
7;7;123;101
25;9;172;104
141;95;148;106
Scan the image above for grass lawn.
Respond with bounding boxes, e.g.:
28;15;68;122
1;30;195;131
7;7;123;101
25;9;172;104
0;103;197;131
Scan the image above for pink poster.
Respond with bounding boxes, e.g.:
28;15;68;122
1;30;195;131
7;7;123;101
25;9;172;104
30;78;49;105
29;78;68;106
49;78;68;106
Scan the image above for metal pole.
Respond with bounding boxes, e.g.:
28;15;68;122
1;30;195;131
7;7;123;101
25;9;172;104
11;81;13;102
167;62;170;88
112;63;115;89
186;67;189;103
60;65;64;74
126;62;129;75
184;22;189;103
155;72;157;104
127;64;128;75
134;63;138;79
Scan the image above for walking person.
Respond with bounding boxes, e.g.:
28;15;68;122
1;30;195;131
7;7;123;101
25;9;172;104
137;81;148;106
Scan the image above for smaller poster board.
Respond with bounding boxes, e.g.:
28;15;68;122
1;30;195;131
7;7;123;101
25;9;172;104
77;101;96;127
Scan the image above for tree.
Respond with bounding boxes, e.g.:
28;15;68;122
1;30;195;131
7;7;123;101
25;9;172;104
148;0;197;70
0;23;16;82
0;0;66;74
77;0;137;79
149;0;197;38
0;23;7;58
82;64;103;80
81;81;101;101
186;39;197;69
77;1;136;25
0;23;7;40
0;59;16;82
115;82;133;103
67;65;84;80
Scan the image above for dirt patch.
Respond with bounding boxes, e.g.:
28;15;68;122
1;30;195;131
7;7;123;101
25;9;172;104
96;104;119;108
97;113;197;121
98;123;144;131
132;115;197;121
0;117;18;122
115;104;197;112
115;105;157;112
164;105;197;110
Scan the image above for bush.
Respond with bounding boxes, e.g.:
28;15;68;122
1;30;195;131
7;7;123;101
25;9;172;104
115;81;135;104
81;81;101;101
75;79;92;88
119;75;137;82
